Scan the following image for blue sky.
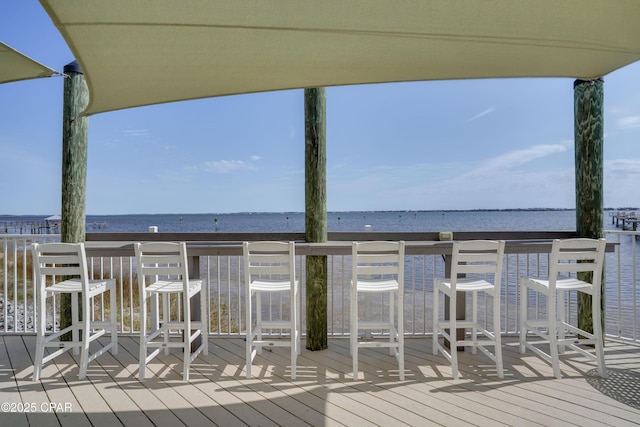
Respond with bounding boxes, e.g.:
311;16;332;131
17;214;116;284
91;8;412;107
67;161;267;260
2;2;640;215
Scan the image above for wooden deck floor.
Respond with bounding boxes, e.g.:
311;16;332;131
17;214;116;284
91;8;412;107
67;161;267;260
1;335;640;426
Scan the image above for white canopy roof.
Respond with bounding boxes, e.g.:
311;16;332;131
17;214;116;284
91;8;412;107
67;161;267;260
0;41;59;84
40;0;640;116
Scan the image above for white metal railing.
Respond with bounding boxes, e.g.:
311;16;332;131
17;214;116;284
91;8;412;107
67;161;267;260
1;235;60;333
604;230;640;340
1;232;638;342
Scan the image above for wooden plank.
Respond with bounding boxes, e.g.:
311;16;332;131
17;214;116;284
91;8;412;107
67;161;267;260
113;335;247;427
218;337;363;423
212;338;351;427
112;336;218;426
32;338;124;427
151;338;314;427
66;335;186;427
5;335;73;427
0;336;29;426
65;337;156;427
410;342;599;425
28;334;171;427
349;337;640;427
233;335;475;427
217;338;368;426
416;338;640;426
304;347;480;426
121;334;301;426
1;335;639;426
499;340;640;425
330;338;525;426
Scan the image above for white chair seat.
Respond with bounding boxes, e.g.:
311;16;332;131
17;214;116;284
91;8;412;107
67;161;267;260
433;240;505;380
250;278;295;292
355;278;400;293
135;242;208;381
147;279;202;295
522;277;595;293
32;242;118;381
436;277;497;293
48;277;114;294
519;238;607;379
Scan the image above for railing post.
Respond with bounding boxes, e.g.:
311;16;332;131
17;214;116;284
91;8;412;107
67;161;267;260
443;255;466;351
305;87;328;350
188;255;202;351
60;61;89;339
437;232;465;350
574;78;605;334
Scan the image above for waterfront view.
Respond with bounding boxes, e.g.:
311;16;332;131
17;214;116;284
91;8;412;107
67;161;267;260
0;209;604;234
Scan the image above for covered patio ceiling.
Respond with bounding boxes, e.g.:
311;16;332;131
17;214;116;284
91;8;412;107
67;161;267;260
40;0;640;116
0;41;59;84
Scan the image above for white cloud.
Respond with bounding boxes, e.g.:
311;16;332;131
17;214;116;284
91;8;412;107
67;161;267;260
480;141;571;171
185;155;262;174
328;141;577;211
466;107;495;122
605;159;640;175
617;116;640;129
123;129;150;137
604;159;640;207
202;160;255;173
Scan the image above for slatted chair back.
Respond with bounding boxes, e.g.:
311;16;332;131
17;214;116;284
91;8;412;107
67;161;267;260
135;242;190;291
352;241;405;286
449;240;505;292
548;238;607;288
244;241;295;282
33;242;89;289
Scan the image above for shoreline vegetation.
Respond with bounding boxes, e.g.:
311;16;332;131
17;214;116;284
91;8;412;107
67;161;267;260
0;252;231;333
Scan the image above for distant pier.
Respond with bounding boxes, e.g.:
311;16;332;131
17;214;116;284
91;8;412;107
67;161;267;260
610;211;640;231
1;220;108;234
1;220;60;234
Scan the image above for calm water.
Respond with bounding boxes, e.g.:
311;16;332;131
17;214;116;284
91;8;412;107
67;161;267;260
0;210;624;234
72;210;583;233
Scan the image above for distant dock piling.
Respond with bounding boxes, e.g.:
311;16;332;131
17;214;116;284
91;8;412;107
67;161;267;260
610;211;640;231
0;220;61;234
1;220;107;234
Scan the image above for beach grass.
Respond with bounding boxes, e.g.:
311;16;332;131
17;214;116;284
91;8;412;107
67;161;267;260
0;250;235;334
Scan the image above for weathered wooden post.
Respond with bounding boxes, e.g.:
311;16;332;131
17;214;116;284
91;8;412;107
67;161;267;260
305;87;328;350
574;78;604;334
60;60;89;338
